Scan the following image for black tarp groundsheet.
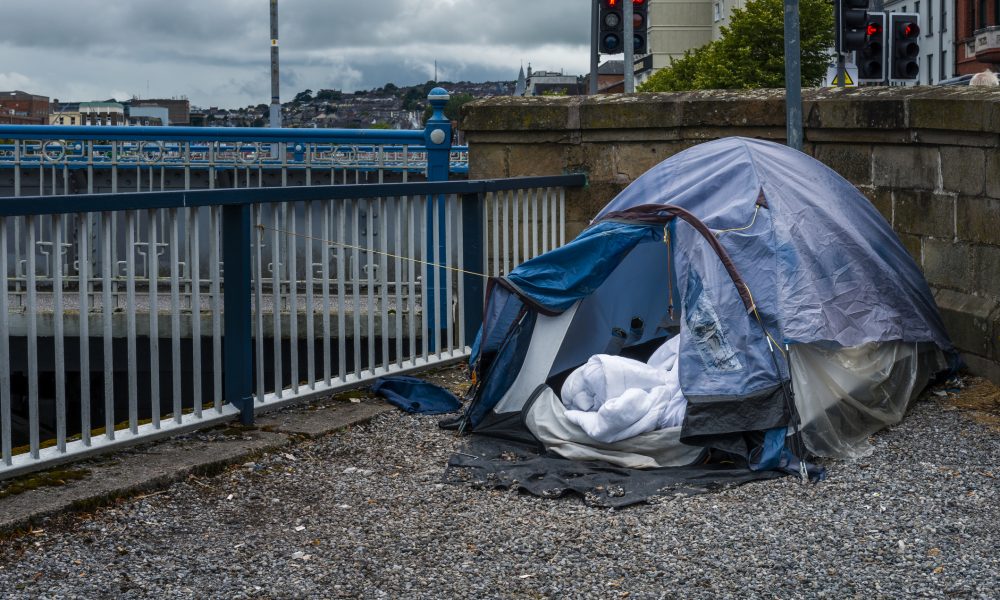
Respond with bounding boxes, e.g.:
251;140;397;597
443;437;786;508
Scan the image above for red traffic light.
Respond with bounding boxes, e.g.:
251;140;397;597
898;21;919;37
866;22;882;36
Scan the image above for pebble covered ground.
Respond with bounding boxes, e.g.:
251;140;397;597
0;368;997;599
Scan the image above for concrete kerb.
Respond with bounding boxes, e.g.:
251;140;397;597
0;398;396;537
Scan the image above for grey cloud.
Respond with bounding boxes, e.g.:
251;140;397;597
1;0;591;107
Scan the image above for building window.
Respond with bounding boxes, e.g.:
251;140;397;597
926;54;934;83
713;1;723;22
70;116;76;125
941;0;947;32
979;0;986;29
926;0;933;35
940;50;948;80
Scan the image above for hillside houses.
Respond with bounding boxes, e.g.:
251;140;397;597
192;80;514;130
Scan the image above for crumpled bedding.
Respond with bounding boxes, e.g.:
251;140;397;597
559;336;687;444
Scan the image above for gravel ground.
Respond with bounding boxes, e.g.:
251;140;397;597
0;370;997;599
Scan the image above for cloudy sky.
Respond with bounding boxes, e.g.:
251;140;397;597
0;0;592;108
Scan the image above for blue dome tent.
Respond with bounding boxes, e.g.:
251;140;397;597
454;137;956;479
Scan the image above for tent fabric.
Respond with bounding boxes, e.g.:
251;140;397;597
512;137;953;355
466;310;537;428
455;136;956;489
503;222;660;314
371;376;462;415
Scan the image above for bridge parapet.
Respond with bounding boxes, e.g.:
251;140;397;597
462;86;1000;383
0;122;469;197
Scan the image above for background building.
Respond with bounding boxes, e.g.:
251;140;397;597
130;98;190;125
955;0;1000;74
127;105;170;126
0;91;49;124
515;65;586;96
646;0;715;76
50;101;125;126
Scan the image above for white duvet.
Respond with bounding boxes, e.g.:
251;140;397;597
559;336;687;444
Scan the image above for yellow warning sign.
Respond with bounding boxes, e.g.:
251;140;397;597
830;71;855;86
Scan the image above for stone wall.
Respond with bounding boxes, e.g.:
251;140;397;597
461;87;1000;382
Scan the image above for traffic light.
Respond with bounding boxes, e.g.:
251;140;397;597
599;0;647;55
599;0;623;54
835;0;870;53
889;13;920;82
857;12;886;83
633;0;648;55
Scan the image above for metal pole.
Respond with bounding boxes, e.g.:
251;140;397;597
590;0;599;95
460;192;485;343
783;0;803;151
222;204;254;424
269;0;281;128
837;53;847;88
623;0;634;93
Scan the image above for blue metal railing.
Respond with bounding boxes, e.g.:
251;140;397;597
0;90;468;196
0;172;585;478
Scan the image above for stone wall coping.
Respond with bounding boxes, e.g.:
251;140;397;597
461;87;1000;136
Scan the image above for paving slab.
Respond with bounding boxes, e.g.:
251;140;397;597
256;399;393;438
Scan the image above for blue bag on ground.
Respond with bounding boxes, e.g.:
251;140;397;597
371;376;462;415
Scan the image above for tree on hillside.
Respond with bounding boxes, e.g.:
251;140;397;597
401;87;425;111
638;0;833;91
293;89;314;103
315;89;342;103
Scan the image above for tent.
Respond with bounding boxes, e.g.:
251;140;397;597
454;137;956;478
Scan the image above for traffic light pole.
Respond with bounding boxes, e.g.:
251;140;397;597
837;53;847;88
269;0;281;128
624;0;635;93
590;0;599;95
783;0;803;151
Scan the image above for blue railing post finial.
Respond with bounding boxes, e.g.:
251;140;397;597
423;88;452;351
423;87;452;182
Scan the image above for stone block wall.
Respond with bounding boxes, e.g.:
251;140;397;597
461;87;1000;382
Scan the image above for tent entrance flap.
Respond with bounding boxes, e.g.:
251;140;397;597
493;303;580;414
